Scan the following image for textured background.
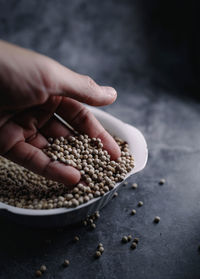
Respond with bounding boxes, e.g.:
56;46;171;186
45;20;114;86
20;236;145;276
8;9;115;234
0;0;200;278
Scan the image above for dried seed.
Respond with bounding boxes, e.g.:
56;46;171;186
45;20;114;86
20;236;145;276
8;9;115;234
40;265;47;273
91;223;96;230
132;183;138;189
133;237;139;244
159;179;165;185
154;216;160;223
131;209;136;215
138;201;143;207
127;235;132;241
0;133;134;210
130;242;137;249
63;259;70;267
98;246;104;253
35;270;42;277
94;251;101;259
113;192;118;198
98;243;103;248
73;236;79;242
121;236;128;243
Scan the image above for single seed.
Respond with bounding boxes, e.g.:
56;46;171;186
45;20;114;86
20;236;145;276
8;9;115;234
74;236;79;242
138;201;143;207
131;209;136;215
159;178;165;185
98;246;104;253
154;216;160;223
91;223;96;229
97;243;103;249
35;270;42;277
94;251;101;259
113;192;118;198
63;259;70;267
127;235;132;241
130;242;137;249
133;237;139;244
40;265;47;273
121;236;128;243
132;183;138;189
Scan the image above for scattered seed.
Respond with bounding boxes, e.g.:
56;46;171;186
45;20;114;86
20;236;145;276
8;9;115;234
133;237;139;244
154;216;160;223
159;179;165;185
127;235;132;241
121;236;128;243
35;270;42;277
63;260;70;267
40;265;47;273
98;243;103;248
83;220;87;226
131;209;136;215
132;183;138;189
138;201;143;207
73;236;79;242
98;246;104;253
123;181;128;186
130;242;137;249
94;251;101;259
91;223;96;229
113;192;118;198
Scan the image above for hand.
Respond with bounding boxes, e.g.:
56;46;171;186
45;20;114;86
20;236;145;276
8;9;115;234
0;41;120;187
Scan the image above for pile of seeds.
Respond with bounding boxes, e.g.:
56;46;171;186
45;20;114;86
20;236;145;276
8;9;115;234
0;134;134;209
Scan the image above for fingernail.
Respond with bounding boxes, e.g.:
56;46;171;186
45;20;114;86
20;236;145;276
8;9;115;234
101;86;117;98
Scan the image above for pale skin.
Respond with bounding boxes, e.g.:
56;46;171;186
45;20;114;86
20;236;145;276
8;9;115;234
0;41;121;187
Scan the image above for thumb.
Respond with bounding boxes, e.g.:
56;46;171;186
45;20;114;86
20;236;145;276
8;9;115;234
48;60;117;106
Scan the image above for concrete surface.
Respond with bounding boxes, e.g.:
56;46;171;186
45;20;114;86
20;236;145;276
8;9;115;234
0;1;200;278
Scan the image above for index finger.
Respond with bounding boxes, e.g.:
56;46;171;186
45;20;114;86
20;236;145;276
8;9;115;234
56;97;121;160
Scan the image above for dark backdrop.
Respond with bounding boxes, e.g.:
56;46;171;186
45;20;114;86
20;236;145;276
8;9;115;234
1;1;200;279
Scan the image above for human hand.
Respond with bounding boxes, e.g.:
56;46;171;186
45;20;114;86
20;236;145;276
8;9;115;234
0;41;120;187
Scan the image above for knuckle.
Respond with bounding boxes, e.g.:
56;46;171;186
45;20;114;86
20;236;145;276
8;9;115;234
83;75;98;91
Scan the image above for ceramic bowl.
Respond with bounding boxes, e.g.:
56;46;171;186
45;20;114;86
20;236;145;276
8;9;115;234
0;107;148;227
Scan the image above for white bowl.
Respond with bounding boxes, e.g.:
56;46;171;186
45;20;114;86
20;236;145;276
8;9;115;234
0;107;148;227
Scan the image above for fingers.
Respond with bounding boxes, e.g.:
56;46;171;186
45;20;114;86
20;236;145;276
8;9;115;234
47;60;117;106
56;98;121;160
5;141;80;186
40;116;73;139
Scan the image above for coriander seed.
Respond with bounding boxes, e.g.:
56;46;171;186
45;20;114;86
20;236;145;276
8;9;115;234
159;179;165;185
138;201;143;207
98;246;104;253
113;192;118;198
131;209;136;215
127;235;132;241
133;238;139;244
63;259;70;267
94;251;101;259
132;183;138;189
35;270;42;277
74;236;79;242
154;216;160;223
130;242;137;249
121;236;128;243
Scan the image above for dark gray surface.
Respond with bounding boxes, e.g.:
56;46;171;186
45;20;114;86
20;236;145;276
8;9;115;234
1;1;200;278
